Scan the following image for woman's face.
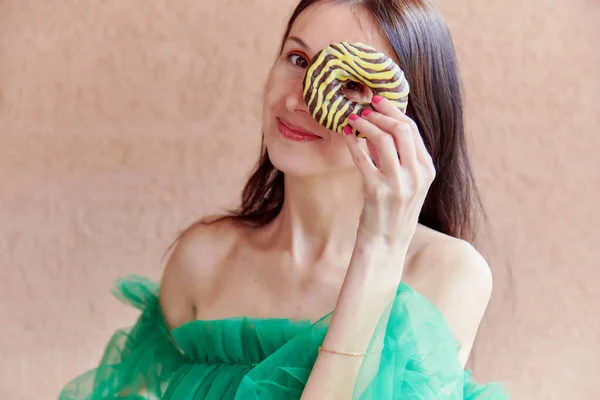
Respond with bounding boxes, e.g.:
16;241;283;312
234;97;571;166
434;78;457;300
261;2;395;178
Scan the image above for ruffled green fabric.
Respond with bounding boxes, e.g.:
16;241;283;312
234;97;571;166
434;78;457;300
59;275;508;399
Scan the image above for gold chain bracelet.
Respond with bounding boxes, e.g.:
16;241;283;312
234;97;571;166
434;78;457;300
317;346;366;357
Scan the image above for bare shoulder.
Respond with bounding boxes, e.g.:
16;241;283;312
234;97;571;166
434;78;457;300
410;228;493;294
158;215;241;329
408;226;493;366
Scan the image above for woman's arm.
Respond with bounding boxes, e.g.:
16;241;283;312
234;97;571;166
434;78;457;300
301;235;407;399
301;97;436;399
409;239;493;367
159;218;234;330
301;97;495;399
159;237;197;330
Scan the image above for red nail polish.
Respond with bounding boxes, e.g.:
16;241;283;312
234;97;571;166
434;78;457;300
343;126;354;135
349;114;360;121
361;109;373;117
372;95;384;104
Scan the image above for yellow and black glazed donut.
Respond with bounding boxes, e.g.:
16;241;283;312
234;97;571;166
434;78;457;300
302;42;410;137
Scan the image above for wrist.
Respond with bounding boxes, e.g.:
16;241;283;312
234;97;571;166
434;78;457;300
341;264;400;306
348;234;407;285
323;278;394;350
354;227;410;255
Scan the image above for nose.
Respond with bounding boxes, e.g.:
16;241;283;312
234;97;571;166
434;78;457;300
285;83;310;114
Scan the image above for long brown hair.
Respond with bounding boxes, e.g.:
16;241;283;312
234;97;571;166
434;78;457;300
195;0;484;242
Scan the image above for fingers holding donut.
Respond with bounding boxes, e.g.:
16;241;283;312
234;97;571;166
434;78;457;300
342;125;380;184
356;107;418;171
345;114;405;180
369;95;432;168
301;41;433;181
345;96;436;186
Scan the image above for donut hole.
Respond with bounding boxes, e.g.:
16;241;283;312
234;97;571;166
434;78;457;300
342;81;373;104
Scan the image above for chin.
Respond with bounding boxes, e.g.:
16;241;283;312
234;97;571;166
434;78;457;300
266;142;324;177
263;127;323;177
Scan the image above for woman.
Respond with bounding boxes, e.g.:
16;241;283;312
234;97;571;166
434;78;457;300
60;0;509;398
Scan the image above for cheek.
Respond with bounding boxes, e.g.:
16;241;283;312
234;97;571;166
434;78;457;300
264;66;303;107
262;73;276;106
262;74;280;123
265;66;282;99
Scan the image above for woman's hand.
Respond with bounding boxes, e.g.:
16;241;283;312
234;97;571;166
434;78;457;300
343;95;436;251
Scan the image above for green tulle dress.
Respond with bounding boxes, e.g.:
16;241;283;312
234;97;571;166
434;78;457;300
59;275;509;399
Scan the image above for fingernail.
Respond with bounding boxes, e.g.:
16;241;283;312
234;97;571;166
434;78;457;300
372;95;384;104
349;114;360;121
343;126;354;135
361;109;373;117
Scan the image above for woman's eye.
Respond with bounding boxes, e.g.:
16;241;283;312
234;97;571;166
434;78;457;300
345;81;362;91
288;53;309;68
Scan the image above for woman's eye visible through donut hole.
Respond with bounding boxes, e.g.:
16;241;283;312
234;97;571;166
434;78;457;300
342;81;373;103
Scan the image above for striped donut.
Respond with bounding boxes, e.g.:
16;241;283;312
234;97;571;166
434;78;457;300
302;42;410;137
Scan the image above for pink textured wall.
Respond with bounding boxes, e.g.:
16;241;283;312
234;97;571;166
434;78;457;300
1;0;598;398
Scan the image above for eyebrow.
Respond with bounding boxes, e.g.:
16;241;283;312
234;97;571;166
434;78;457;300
286;36;311;51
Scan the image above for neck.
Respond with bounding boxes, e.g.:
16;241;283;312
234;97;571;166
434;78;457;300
269;171;364;266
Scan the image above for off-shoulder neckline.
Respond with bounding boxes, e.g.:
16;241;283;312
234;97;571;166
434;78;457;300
169;282;416;335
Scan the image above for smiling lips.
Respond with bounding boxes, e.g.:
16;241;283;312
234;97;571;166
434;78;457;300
277;119;321;142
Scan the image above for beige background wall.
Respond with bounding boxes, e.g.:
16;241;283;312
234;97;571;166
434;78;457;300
1;0;598;398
